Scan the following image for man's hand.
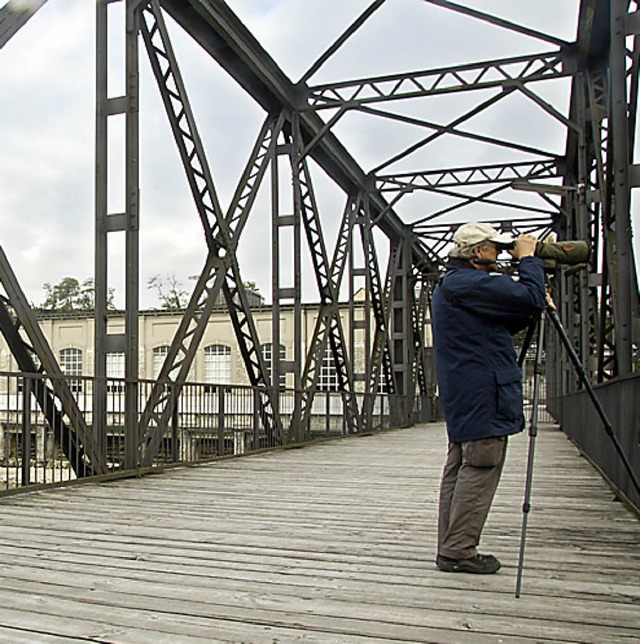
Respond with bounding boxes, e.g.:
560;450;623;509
509;233;538;259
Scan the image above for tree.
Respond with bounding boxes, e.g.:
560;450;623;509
148;274;264;310
147;274;189;310
40;277;114;312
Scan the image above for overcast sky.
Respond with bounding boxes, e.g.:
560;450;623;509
2;0;635;309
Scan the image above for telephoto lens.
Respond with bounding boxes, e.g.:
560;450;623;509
534;240;590;265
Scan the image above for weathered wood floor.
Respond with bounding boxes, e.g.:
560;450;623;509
0;422;637;643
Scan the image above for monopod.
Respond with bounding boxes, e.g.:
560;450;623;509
514;303;640;598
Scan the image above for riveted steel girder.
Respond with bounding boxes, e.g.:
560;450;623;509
306;52;573;109
0;248;107;477
0;0;48;49
159;0;438;275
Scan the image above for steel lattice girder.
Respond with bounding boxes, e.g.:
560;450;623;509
159;0;439;275
0;249;107;477
0;0;48;49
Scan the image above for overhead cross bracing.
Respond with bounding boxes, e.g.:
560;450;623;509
0;1;638;499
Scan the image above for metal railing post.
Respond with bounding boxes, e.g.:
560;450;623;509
217;386;226;456
171;385;179;463
252;388;260;450
325;390;330;435
21;376;31;487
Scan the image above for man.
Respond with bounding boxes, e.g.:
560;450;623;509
431;221;545;574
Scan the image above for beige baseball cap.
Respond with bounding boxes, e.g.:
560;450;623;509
453;222;514;248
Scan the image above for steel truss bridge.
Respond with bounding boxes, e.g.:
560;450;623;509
0;1;638;506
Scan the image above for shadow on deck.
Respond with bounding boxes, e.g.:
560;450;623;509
0;422;637;643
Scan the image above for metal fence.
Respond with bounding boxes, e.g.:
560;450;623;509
0;370;434;492
522;374;554;424
0;364;549;493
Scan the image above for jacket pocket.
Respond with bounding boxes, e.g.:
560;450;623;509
495;366;523;421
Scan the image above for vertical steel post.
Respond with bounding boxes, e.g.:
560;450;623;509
575;82;591;374
217;386;226;456
290;116;303;425
94;0;109;467
253;388;260;449
271;131;283;432
125;0;141;466
350;201;371;393
95;0;141;469
610;0;634;374
389;238;415;424
21;377;32;487
171;387;179;463
348;206;357;389
272;118;302;439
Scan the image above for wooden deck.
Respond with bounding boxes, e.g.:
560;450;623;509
0;422;637;643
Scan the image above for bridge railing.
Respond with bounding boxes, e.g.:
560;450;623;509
549;372;640;512
0;370;435;492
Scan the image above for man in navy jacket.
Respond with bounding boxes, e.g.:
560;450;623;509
432;222;545;574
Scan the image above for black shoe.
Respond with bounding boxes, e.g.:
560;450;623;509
436;553;501;574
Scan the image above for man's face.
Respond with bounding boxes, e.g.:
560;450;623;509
473;241;500;271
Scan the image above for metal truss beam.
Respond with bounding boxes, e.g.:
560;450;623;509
141;0;225;249
554;0;640;386
300;0;385;84
306;52;572;109
137;0;286;463
95;0;141;470
388;240;415;422
359;203;397;400
608;0;639;375
159;0;438;275
421;0;570;48
3;0;637;468
412;275;430;398
414;218;557;271
0;248;107;477
376;159;562;192
292;129;360;435
292;195;358;439
0;0;48;49
137;114;286;463
358;103;560;161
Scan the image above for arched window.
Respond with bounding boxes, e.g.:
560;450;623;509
261;343;286;389
153;345;170;379
60;348;83;393
204;344;232;384
106;352;125;392
318;346;340;392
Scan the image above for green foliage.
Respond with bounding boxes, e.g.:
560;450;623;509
40;277;114;312
147;274;189;310
147;274;262;310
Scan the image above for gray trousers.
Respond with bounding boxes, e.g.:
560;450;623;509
437;436;508;559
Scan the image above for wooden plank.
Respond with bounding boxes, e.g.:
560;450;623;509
0;423;637;642
0;551;638;633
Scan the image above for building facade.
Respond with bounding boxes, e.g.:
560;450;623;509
0;298;402;393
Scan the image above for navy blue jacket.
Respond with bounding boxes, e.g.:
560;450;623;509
432;256;545;443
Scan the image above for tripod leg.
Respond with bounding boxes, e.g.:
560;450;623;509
517;317;537;369
515;309;546;598
546;306;640;496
